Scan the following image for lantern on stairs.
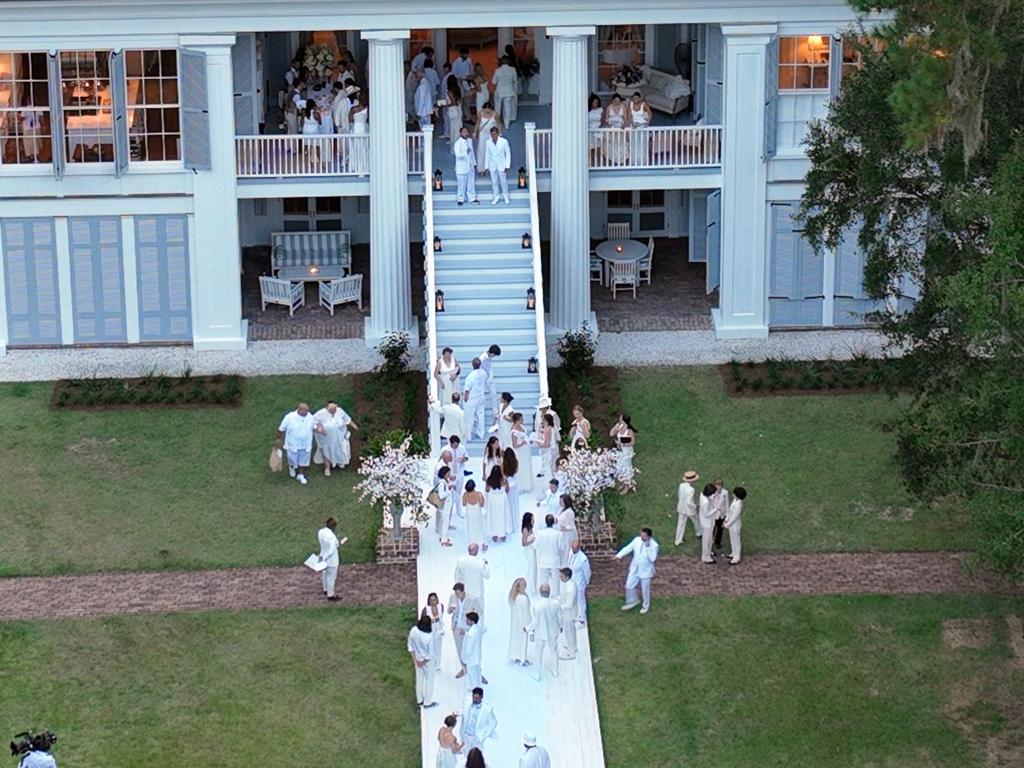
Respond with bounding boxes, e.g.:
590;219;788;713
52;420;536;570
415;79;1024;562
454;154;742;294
526;287;536;310
433;235;443;252
433;169;443;191
435;290;445;312
521;231;532;249
517;166;528;189
527;356;539;374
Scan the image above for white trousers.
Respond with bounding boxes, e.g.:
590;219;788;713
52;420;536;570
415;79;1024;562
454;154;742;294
701;523;715;561
625;575;652;610
560;614;577;657
322;565;338;597
467;663;483;690
466;397;486;440
456;171;476;203
530;637;558;680
486;373;498;411
675;511;700;545
437;503;453;543
497;94;517;125
415;661;436;704
489;169;509;201
576;582;588;621
538;567;560;596
728;525;742;562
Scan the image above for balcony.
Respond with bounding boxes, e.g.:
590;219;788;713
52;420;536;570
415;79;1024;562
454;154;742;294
532;125;722;171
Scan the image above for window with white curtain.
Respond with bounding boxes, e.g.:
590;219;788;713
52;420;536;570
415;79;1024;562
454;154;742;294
124;49;180;162
775;35;831;153
0;52;51;164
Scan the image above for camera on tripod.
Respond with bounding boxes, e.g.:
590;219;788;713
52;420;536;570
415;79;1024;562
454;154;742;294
9;731;56;757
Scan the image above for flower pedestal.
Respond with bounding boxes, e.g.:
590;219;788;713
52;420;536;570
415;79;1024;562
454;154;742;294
375;526;420;564
578;521;618;555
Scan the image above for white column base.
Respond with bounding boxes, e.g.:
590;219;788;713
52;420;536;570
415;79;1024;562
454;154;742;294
712;308;769;339
544;311;599;344
192;320;248;351
364;317;420;349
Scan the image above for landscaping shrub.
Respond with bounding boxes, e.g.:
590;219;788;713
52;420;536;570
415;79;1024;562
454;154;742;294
363;429;429;459
52;373;244;410
374;331;412;381
556;326;596;378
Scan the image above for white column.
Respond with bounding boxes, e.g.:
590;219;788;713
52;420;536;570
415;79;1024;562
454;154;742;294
54;217;74;344
120;215;140;343
182;34;247;351
546;26;595;334
363;29;416;345
0;225;7;355
712;24;776;339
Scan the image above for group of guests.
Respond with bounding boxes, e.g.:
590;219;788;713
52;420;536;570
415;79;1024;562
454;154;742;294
586;90;658;165
282;51;368;138
275;401;359;486
675;470;747;564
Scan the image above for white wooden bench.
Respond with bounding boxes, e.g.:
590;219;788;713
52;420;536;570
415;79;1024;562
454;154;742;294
271;230;352;281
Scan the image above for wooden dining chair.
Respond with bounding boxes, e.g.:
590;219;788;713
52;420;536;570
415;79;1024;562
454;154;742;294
609;260;639;300
606;222;630;240
638;237;655;285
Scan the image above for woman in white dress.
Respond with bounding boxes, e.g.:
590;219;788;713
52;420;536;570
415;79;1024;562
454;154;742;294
569;404;591;449
474;102;501;171
587;93;604;165
436;714;462;768
521;511;538;596
510;412;535;496
485;464;508;543
610;413;637;494
502;447;519;535
482;436;502;481
628;90;653;166
435;466;456;546
313;401;359;475
301;100;322;168
434;347;461;407
445;85;462;148
462;479;487;553
536;412;559;481
601;94;631;166
507;577;532;665
495;392;515;450
349;92;369;173
423;593;446;672
472;75;490;115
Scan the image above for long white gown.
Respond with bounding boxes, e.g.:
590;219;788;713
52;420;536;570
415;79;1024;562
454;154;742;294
313;406;353;468
476;113;498;169
508;593;532;663
435;733;458;768
522;531;538;596
465;497;485;549
486;486;507;539
497;403;514;450
436;356;460;407
350;107;369;173
616;434;635;483
511;428;535;495
506;469;520;532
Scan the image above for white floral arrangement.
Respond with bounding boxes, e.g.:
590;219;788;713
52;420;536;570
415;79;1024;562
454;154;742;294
562;446;622;516
354;435;429;532
303;44;336;80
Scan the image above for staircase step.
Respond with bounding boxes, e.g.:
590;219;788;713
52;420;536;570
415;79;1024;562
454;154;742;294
437;313;535;331
432;190;529;205
431;240;530;255
434;281;533;298
435;266;534;282
435;221;528;237
434;255;532;272
432;208;530;224
436;345;540;362
439;297;534;313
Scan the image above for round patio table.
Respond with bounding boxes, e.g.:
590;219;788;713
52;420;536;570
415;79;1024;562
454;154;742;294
595;239;647;285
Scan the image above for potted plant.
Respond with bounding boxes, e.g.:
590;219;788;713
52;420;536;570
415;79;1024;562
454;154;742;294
354;435;429;541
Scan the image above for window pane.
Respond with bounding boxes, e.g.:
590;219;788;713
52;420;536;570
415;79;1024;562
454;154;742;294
123;49;180;163
0;51;51;164
778;66;795;90
812;66;829;89
607;190;631;207
779;37;796;64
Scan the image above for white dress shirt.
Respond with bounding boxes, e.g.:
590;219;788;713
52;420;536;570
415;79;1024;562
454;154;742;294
331;92;351;132
534;527;562;570
461;622;486;665
567;549;592;588
484;136;512;172
279;411;315;451
463;368;488;402
724;498;743;530
407;625;432;662
558;579;578;617
453;135;476;175
318;526;340;566
677;482;697;516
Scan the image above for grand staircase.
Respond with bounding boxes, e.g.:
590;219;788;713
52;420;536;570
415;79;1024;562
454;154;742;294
425;187;543;455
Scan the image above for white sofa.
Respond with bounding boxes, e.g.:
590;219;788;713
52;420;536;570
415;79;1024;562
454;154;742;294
614;66;691;115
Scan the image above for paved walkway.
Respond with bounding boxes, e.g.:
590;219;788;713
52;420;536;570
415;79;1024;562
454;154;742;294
2;551;1018;623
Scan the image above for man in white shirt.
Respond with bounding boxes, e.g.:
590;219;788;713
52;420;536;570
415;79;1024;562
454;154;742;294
463;358;489;440
526;583;561;680
461;611;487;688
453;542;490;618
566;540;592;624
478;344;501;411
276;402;322;485
557;568;579;659
411;46;432;75
724;486;747;564
449;434;469;510
491;55;519;126
484;127;512;205
331;83;355;133
429;391;467;443
414;71;435;128
453;125;478;205
284;58;301;87
711;479;730;556
317;517;346;601
616;527;659;614
407;614;437;708
460;686;497;755
519;734;551;768
448;582;482;671
422;58;441;98
535;514;563;596
537;478;562;519
698;484;718;564
675;470;700;545
452;46;474;93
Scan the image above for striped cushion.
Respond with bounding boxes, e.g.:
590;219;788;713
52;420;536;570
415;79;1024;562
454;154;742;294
271;231;351;270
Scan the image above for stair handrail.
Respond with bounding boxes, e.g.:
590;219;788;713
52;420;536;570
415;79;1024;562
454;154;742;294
422;125;441;455
524;122;550;401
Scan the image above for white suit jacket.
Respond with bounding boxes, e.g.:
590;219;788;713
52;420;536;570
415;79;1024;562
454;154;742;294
461;622;486;665
724;498;743;531
677;482;697;516
491;63;518;97
460;698;498;743
453;136;476;175
567;549;592;587
534;527;562;570
463;368;488;403
519;745;552;768
331;93;351;132
454;555;490;599
484;136;511;172
317;526;339;567
712;488;730;520
558;579;578;618
527;595;561;644
430;401;467;441
698;495;717;527
616;535;659;579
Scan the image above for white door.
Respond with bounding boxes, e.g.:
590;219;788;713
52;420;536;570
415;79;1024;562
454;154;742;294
282;197;343;231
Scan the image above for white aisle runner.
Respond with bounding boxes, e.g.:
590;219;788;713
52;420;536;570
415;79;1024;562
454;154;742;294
416;454;606;768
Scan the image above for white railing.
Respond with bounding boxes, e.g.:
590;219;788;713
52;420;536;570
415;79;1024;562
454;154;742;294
407;132;425;175
421;125;441;453
235;134;369;177
531;125;723;172
523;122;550;402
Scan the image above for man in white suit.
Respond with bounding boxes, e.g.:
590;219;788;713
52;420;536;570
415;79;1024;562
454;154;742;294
330;83;356;133
414;71;434;128
463;358;489;440
558;568;578;659
453;125;478;205
519;734;551;768
616;526;659;614
461;686;497;755
675;470;700;546
448;582;483;673
534;514;563;596
526;584;561;680
461;611;487;688
484;126;512;205
491;55;519;126
428;391;467;443
698;484;717;564
454;543;490;618
317;517;346;601
567;539;592;624
724;486;747;564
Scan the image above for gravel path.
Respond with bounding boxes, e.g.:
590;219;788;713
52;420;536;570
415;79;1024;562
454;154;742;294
2;551;1017;622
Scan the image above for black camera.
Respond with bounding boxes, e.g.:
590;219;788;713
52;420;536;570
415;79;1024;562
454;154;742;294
10;731;56;757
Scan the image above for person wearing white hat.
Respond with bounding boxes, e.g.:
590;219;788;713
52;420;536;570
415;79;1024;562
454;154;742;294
675;470;700;546
519;733;551;768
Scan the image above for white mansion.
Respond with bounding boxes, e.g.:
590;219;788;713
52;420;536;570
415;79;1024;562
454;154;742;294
0;0;909;364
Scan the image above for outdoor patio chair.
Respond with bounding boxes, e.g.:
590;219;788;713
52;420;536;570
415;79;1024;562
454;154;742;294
590;251;603;284
259;275;305;316
609;260;639;300
638;237;655;284
606;222;630;240
319;274;364;315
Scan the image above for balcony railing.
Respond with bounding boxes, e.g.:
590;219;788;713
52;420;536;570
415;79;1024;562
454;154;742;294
235;134;369;178
532;125;723;171
407;132;425;175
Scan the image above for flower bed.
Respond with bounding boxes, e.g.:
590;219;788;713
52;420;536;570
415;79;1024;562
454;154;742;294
721;356;911;397
52;372;244;410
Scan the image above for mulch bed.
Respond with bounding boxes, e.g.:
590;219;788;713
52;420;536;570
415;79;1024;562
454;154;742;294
719;358;910;398
51;374;244;410
350;370;428;456
549;366;624;448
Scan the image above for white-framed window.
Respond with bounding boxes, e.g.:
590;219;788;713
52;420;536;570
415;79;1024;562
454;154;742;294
777;35;830;91
596;25;648;92
0;51;51;164
59;50;114;163
124;49;180;162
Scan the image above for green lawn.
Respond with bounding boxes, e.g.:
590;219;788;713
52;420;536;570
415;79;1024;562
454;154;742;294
0;376;377;577
590;594;1024;768
615;367;970;555
0;605;419;768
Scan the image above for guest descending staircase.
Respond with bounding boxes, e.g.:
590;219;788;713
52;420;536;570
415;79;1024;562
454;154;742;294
421;124;549;457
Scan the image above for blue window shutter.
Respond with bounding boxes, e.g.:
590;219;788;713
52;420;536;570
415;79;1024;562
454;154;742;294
764;37;779;158
705;190;721;293
69;217;127;342
2;218;62;344
835;227;864;298
829;36;843;100
232;33;258;136
705;24;723;125
109;51;129;177
135;215;192;340
770;203;797;300
689;191;707;262
47;53;65;180
798;237;824;300
180;49;211;171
